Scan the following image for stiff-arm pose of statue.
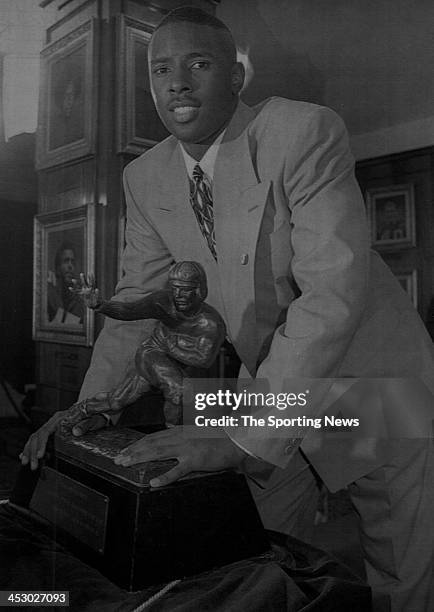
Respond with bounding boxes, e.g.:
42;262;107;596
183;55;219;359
75;260;226;425
20;261;226;466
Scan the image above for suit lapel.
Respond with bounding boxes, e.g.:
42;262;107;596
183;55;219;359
213;101;271;374
154;142;217;267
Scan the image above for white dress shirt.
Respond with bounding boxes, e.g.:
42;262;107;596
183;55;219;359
179;128;226;183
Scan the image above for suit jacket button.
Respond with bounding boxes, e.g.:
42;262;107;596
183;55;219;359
284;439;300;455
240;254;249;265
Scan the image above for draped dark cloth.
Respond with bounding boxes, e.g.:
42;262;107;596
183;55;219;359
0;503;371;611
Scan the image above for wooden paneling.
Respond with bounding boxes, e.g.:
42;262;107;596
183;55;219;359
38;343;92;389
356;147;434;325
38;159;96;212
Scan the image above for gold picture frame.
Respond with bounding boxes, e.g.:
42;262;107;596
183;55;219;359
33;204;96;346
366;184;416;250
36;20;98;169
116;16;169;154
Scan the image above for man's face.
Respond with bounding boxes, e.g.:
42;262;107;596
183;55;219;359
170;280;202;314
149;22;244;156
58;249;75;285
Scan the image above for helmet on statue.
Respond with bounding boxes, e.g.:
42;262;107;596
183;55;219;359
168;261;208;300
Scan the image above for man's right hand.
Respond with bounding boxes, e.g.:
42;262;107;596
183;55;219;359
19;393;117;470
20;411;62;470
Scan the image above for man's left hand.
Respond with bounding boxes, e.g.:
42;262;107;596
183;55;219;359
113;427;247;487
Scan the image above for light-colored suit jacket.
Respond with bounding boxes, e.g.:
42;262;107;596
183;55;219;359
80;98;434;490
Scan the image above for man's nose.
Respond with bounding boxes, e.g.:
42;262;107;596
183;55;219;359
169;66;192;94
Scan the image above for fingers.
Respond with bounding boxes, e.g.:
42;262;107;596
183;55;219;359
150;462;190;488
79;272;88;288
72;414;110;437
20;428;50;471
80;273;96;289
87;273;96;289
69;278;79;293
114;435;181;467
114;444;174;466
112;432;190;487
70;274;89;291
119;427;184;453
69;273;96;293
20;411;69;469
113;428;186;466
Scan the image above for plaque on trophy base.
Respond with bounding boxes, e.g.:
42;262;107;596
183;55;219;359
25;429;269;591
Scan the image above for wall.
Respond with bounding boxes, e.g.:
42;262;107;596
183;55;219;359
356;148;434;323
218;0;434;160
0;0;46;140
217;1;434;325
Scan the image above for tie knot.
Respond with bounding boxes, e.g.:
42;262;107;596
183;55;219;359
192;164;204;182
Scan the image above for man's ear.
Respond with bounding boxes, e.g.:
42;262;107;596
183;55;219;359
231;62;245;95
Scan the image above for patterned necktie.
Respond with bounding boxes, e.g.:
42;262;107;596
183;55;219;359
190;164;217;260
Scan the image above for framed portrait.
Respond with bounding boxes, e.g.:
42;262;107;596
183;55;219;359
366;184;416;249
395;270;418;308
33;204;96;346
117;16;169;154
36;20;98;169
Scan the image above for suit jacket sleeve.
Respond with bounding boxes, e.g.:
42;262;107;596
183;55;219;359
228;107;370;467
79;165;173;400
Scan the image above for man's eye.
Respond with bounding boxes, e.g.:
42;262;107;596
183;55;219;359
191;61;210;70
153;66;169;76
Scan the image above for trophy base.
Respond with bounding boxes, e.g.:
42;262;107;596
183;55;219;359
24;429;269;591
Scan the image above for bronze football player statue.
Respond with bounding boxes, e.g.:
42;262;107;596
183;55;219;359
21;262;226;468
69;260;226;426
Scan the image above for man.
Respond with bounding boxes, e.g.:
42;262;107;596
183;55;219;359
22;8;434;610
47;241;83;325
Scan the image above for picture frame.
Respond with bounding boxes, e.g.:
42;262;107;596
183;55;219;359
117;16;169;154
366;184;416;249
33;204;96;346
395;270;418;308
36;20;98;169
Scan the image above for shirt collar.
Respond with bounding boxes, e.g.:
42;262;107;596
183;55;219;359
180;128;227;181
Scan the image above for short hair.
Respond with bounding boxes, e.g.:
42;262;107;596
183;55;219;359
169;261;208;300
153;6;236;63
